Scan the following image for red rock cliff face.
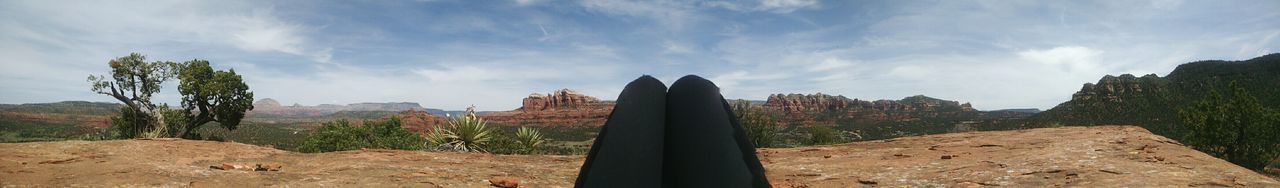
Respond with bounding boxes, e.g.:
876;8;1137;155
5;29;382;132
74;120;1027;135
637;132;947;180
763;93;982;125
483;89;614;127
520;89;601;111
394;109;448;133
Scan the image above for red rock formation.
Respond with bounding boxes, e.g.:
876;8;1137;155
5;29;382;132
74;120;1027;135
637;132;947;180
520;89;601;111
763;93;993;125
484;89;614;127
394;109;448;133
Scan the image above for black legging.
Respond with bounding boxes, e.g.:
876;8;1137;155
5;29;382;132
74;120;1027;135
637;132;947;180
575;75;770;188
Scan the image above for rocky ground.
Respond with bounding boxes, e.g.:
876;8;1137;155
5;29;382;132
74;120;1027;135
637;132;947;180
1;125;1276;187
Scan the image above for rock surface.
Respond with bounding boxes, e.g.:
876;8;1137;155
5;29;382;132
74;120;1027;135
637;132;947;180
2;126;1275;187
483;89;614;127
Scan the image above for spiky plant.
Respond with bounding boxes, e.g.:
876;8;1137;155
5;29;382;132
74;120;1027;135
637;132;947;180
426;106;492;152
514;127;545;154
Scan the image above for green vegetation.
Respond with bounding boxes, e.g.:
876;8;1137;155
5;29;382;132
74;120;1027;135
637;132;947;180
731;100;781;148
513;127;546;154
1032;53;1280;138
806;126;841;145
1178;82;1280;172
426;107;493;152
296;117;424;153
87;53;254;139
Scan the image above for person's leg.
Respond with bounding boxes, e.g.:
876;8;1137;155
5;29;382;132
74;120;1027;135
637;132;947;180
575;75;667;188
663;75;770;187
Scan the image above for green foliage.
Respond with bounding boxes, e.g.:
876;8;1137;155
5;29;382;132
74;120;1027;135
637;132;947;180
0;101;121;115
297;120;366;153
483;131;522;154
425;107;493;152
363;117;424;150
108;106;148;139
731;100;781;148
296;117;425;153
1032;53;1280;139
88;53;254;139
175;59;254;137
1178;82;1280;172
513;127;546;154
807;126;841;145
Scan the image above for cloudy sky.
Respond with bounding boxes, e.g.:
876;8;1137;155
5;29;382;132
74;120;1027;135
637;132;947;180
2;0;1277;111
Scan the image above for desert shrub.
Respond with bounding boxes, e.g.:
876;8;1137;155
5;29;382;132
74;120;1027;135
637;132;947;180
483;131;521;154
1179;82;1280;172
296;117;425;153
425;107;492;152
513;127;546;154
731;100;781;148
363;117;424;150
297;120;367;153
107;106;147;139
807;126;840;145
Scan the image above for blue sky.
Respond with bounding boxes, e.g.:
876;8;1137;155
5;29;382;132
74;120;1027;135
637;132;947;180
1;0;1278;111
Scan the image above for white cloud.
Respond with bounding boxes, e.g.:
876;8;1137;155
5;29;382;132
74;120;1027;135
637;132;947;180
661;40;695;54
1018;46;1104;73
807;57;853;72
578;0;703;30
758;0;819;13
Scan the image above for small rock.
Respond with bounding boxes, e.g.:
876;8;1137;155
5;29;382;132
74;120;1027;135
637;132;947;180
255;164;282;171
823;155;832;159
489;176;519;188
941;155;954;160
857;179;877;185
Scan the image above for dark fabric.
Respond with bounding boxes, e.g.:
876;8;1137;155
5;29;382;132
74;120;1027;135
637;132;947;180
575;75;667;188
575;75;770;188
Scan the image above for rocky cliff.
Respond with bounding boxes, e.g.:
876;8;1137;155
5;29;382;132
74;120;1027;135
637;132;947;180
1032;53;1280;137
519;89;602;111
483;89;614;127
393;109;448;133
762;93;1003;125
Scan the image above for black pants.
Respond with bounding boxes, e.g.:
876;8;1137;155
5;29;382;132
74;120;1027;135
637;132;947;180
574;75;770;188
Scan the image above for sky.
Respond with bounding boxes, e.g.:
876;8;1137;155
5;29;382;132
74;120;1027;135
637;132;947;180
1;0;1278;111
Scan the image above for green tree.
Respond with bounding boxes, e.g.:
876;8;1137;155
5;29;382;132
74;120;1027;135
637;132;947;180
1179;82;1280;171
88;53;179;138
731;100;781;148
88;53;253;138
174;60;254;137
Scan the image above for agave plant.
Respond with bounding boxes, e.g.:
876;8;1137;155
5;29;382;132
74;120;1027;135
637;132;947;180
425;106;492;152
514;127;545;154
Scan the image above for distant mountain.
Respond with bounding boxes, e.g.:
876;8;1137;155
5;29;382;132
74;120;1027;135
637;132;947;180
1032;53;1280;137
991;108;1041;113
0;101;121;115
249;98;429;118
761;93;1034;140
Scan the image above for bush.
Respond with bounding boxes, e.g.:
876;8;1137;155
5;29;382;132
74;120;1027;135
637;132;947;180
1178;82;1280;172
807;126;841;145
425;107;492;152
731;100;781;148
296;117;425;153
